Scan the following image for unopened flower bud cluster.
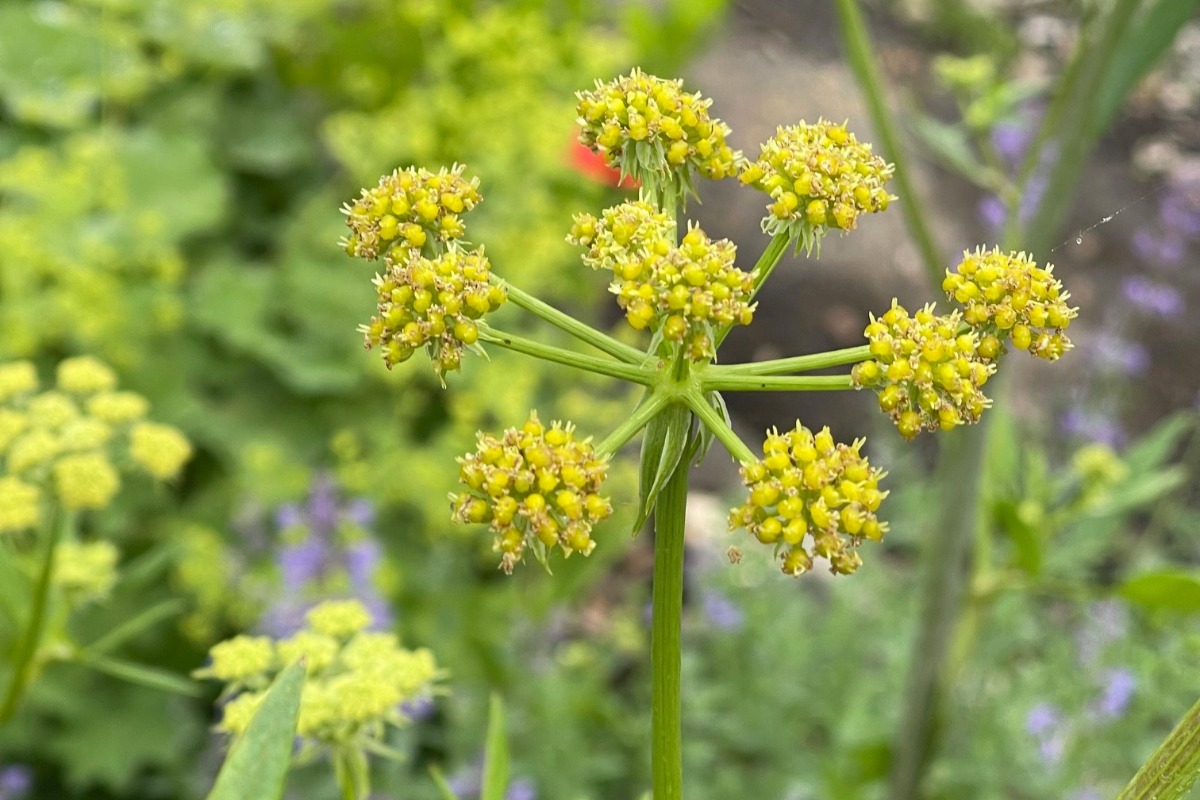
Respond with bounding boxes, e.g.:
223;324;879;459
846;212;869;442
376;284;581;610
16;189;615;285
576;69;739;193
197;600;439;752
341;165;482;261
450;413;612;574
729;423;888;576
740;120;895;251
942;247;1076;361
851;302;995;439
0;357;192;533
360;247;506;377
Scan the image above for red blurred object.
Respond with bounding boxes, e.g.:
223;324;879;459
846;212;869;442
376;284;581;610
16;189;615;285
569;137;639;189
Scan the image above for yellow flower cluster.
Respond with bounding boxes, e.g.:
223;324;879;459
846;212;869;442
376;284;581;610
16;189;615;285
739;120;894;250
942;247;1076;361
450;412;612;574
53;540;120;604
341;165;482;261
0;356;192;531
576;69;740;192
851;301;995;439
729;423;888;576
360;247;506;378
197;600;440;751
612;224;754;362
567;200;675;272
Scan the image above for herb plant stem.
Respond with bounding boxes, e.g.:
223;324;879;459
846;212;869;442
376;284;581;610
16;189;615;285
479;328;656;385
493;276;646;364
1116;694;1200;800
683;391;756;464
596;390;672;459
700;374;852;393
1;505;69;722
651;459;688;800
712;345;872;376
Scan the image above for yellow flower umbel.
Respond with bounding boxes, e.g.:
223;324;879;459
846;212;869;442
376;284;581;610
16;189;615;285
740;120;895;253
341;164;483;261
942;247;1077;361
197;600;440;759
361;246;507;379
567;200;676;272
450;412;612;574
851;301;995;439
0;356;192;530
729;423;888;576
576;69;740;206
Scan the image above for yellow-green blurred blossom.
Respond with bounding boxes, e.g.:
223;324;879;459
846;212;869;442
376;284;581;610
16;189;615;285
52;540;119;603
56;356;118;394
86;391;149;424
361;246;506;378
0;410;27;453
450;412;612;574
567;200;675;272
341;164;482;261
59;418;112;452
53;452;120;510
0;476;41;534
610;224;754;361
576;69;740;200
0;361;38;402
942;247;1076;361
129;422;192;480
28;392;79;430
851;300;995;439
199;600;440;752
739;120;894;252
729;423;888;576
7;429;61;474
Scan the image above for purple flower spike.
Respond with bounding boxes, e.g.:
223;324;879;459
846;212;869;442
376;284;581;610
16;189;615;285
1096;667;1136;718
1091;333;1149;376
306;473;341;534
506;778;537;800
0;765;32;799
275;503;304;531
702;591;745;631
1026;703;1061;737
345;498;376;528
1121;276;1184;318
1131;227;1186;267
993;121;1035;167
346;539;382;584
977;195;1007;231
278;538;330;589
1061;409;1125;447
1160;190;1200;237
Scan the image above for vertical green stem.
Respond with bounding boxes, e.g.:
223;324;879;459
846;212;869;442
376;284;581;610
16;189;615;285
833;0;944;290
1;504;69;722
1116;695;1200;800
886;415;991;800
651;460;688;800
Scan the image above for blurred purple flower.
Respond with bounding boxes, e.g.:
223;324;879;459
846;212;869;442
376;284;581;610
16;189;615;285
1076;600;1129;666
977;176;1047;233
1026;703;1061;737
275;503;304;531
1090;333;1149;376
447;767;481;798
1095;667;1136;719
701;591;744;631
1131;227;1186;267
400;695;436;722
1070;788;1102;800
278;538;330;589
345;498;376;528
0;765;32;799
978;195;1007;231
307;473;340;534
1061;409;1125;447
506;778;537;800
1160;189;1200;237
1121;276;1184;318
994;121;1035;166
346;539;383;585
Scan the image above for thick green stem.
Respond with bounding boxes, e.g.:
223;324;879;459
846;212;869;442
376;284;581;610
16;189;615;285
493;276;646;364
479;328;656;385
713;345;872;376
683;391;756;464
833;0;944;290
651;460;688;800
886;416;992;800
1;505;70;722
595;390;672;459
700;374;852;393
1116;695;1200;800
714;232;791;349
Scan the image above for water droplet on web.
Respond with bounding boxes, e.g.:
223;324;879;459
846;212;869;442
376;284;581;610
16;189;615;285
1076;236;1082;244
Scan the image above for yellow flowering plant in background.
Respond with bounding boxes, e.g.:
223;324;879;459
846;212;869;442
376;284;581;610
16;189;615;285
341;69;1076;800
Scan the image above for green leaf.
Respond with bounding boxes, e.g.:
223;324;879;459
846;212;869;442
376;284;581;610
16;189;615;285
429;766;460;800
1084;465;1186;520
992;498;1043;577
75;653;203;697
480;694;510;800
907;110;994;190
1123;412;1195;471
1090;0;1200;139
634;403;691;531
1120;570;1200;615
206;661;305;800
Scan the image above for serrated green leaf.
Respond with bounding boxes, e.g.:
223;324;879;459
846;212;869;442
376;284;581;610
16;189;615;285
635;403;691;531
1120;571;1200;615
480;694;509;800
206;661;304;800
